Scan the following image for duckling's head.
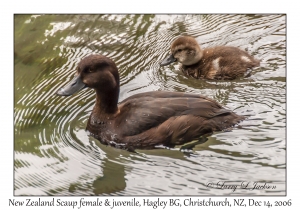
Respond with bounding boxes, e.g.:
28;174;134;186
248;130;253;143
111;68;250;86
161;36;203;66
57;54;120;96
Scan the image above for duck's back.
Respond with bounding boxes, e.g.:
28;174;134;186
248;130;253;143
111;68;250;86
110;91;245;149
183;46;260;80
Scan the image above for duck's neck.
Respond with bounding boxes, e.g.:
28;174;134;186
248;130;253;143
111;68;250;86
181;48;203;66
192;48;203;65
92;87;120;119
181;59;204;79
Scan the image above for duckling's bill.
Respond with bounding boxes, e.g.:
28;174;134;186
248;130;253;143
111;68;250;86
57;75;86;96
160;54;177;66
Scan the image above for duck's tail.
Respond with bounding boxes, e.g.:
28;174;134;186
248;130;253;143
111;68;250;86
209;112;246;132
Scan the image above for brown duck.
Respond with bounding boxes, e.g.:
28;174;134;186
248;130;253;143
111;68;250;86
161;36;260;80
57;54;245;151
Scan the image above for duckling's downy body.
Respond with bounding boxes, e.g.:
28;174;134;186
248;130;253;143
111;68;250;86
161;36;260;80
57;55;245;151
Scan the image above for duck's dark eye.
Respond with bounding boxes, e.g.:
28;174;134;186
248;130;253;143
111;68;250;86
85;68;93;73
177;49;182;53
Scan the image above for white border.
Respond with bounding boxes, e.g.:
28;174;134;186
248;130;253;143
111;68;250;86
4;0;298;208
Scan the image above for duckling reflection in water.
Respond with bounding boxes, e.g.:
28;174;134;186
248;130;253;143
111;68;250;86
161;36;260;80
57;54;245;151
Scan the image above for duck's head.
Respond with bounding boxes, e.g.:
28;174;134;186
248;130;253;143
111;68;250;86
57;54;120;97
160;36;203;66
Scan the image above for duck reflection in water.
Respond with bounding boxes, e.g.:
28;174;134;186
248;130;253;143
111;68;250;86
57;54;245;151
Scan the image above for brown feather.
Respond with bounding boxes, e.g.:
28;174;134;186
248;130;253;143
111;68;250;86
165;36;260;80
57;55;246;150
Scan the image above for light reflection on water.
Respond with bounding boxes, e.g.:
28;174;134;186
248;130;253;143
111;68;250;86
14;14;285;195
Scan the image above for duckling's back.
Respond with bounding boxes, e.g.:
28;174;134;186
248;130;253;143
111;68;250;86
182;46;260;80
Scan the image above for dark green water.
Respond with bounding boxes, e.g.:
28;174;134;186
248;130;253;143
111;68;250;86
14;14;286;195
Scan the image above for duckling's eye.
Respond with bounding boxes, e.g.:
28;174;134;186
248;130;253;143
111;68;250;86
177;49;182;53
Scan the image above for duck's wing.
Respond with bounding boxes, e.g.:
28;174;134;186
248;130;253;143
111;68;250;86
116;91;243;140
199;47;260;80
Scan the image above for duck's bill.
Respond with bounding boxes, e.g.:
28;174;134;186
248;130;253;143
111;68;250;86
57;75;86;96
160;54;177;66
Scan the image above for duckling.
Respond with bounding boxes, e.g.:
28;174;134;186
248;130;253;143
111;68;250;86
161;36;260;80
57;54;245;151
